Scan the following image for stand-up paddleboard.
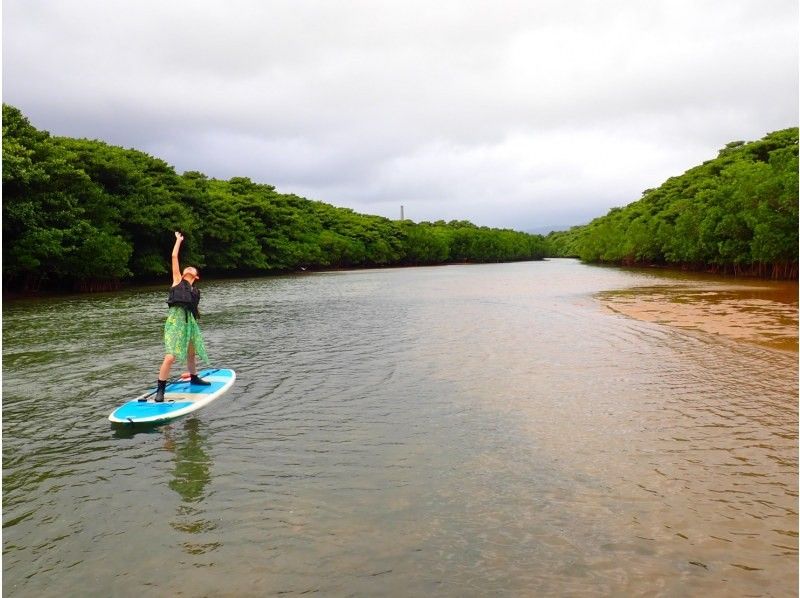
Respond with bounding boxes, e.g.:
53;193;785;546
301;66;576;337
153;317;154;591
109;368;236;425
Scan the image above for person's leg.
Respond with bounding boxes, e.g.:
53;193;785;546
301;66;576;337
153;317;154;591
187;343;197;375
187;342;210;385
159;354;176;381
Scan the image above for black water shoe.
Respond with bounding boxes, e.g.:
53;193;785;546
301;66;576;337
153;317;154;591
190;374;211;386
154;379;167;402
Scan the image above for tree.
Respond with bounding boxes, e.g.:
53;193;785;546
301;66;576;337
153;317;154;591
548;127;798;278
2;104;551;291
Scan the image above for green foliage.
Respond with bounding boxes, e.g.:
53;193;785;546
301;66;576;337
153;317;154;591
2;105;547;291
3;105;135;289
548;128;798;278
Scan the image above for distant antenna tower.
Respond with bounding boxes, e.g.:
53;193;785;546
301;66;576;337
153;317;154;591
400;205;405;220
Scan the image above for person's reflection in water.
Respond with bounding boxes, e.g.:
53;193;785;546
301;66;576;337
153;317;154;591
163;418;221;556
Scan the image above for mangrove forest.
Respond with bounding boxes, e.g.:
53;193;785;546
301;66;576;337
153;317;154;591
3;104;549;292
547;128;798;279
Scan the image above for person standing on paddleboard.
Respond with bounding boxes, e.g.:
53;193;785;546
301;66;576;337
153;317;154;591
154;231;210;402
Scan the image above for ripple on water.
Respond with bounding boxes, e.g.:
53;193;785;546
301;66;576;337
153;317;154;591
3;261;798;596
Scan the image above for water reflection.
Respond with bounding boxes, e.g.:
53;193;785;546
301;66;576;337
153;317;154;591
163;419;220;557
165;419;211;503
111;423;165;439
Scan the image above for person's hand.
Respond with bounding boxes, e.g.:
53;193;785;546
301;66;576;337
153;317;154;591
175;231;184;243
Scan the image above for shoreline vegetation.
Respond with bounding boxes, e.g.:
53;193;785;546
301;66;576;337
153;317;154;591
547;128;798;280
3;104;797;295
2;104;548;294
0;260;536;301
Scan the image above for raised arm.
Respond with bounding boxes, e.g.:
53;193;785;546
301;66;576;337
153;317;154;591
171;231;184;286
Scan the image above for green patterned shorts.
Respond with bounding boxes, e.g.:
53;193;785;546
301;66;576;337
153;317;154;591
164;306;209;364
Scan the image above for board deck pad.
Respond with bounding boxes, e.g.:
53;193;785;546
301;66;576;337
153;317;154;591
109;368;236;425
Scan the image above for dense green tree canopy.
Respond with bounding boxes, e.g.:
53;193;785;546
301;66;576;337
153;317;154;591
2;105;548;291
548;128;798;279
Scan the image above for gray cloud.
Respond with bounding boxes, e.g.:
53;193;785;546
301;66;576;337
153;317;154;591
3;0;797;229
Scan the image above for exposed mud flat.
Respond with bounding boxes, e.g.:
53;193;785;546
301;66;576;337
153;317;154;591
598;281;798;352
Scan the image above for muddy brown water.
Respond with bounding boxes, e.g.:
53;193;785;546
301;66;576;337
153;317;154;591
3;259;797;596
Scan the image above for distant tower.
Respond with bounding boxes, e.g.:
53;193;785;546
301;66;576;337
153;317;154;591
400;205;405;220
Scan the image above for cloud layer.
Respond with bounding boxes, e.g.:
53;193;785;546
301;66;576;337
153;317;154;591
4;0;797;229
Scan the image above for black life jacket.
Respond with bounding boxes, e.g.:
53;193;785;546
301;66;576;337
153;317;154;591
167;279;200;320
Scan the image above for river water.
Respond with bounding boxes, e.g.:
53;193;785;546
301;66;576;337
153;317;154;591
3;259;797;597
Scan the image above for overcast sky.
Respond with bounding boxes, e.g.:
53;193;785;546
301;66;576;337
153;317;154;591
3;0;797;231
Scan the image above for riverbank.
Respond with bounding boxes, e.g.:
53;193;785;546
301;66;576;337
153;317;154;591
1;258;546;300
559;258;799;281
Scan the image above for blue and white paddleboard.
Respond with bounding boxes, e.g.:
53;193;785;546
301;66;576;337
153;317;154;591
109;368;236;425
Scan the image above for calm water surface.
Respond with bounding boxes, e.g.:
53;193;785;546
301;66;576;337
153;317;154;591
3;259;797;597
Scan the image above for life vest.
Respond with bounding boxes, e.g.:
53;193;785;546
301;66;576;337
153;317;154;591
167;279;200;320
